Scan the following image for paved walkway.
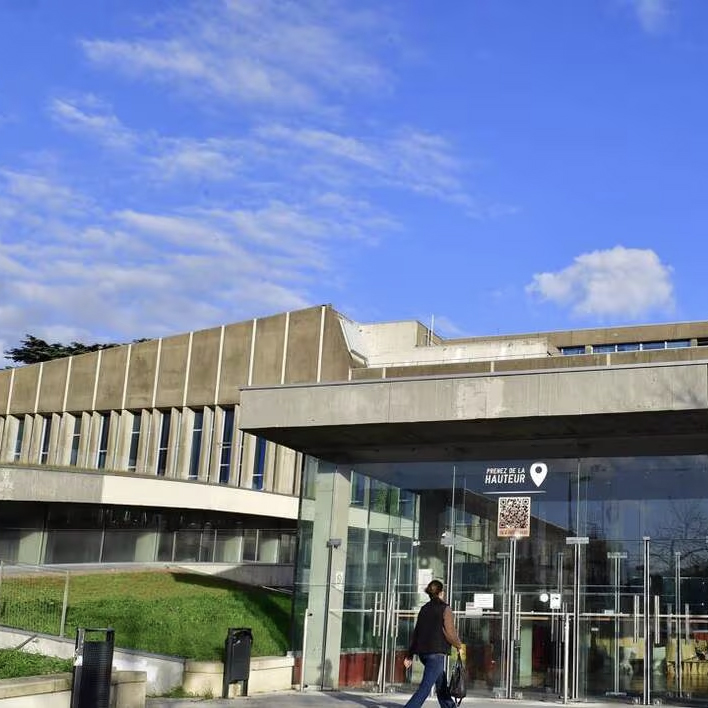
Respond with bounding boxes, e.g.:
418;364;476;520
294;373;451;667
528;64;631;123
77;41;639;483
146;690;621;708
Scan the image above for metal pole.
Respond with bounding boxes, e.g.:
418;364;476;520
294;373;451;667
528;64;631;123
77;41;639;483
643;537;651;706
563;611;570;704
380;538;394;694
572;541;581;700
320;546;333;691
675;550;682;698
300;608;312;691
506;537;517;699
555;552;564;696
59;571;70;637
320;538;342;691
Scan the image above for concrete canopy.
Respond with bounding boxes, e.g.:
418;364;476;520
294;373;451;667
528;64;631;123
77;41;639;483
239;360;708;463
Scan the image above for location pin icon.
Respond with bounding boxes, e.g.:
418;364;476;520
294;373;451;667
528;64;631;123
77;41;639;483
530;462;547;487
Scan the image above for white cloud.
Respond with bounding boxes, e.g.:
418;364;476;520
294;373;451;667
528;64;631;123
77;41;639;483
80;0;390;111
0;168;383;361
627;0;671;33
49;96;136;150
526;246;674;320
255;123;482;211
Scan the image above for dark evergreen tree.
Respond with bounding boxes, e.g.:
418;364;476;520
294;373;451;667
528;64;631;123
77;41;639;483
3;334;148;365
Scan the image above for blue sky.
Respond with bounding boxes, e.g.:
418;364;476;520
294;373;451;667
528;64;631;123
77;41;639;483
0;0;705;360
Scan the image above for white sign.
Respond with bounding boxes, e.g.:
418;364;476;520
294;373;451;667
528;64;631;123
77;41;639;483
417;569;433;600
484;461;549;489
549;593;561;610
473;593;494;609
465;603;483;617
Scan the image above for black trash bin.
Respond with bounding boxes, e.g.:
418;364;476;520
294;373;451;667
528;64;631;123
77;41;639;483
222;627;253;698
70;627;115;708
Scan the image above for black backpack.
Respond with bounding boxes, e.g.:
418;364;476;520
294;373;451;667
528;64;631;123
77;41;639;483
448;656;467;706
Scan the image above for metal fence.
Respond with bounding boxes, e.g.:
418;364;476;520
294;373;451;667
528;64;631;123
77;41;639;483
0;561;70;637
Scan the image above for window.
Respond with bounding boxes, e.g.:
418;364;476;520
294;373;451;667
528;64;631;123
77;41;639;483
278;533;296;564
593;344;616;354
617;343;640;352
96;413;110;469
39;416;52;464
219;408;235;484
70;416;81;466
642;341;664;350
156;411;171;477
252;437;266;490
13;418;24;461
350;472;367;506
560;346;585;356
127;413;141;472
188;410;204;480
667;339;690;348
242;529;258;561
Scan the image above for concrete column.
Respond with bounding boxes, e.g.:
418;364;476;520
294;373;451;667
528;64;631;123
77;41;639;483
18;530;44;564
214;530;242;562
239;433;255;488
176;408;194;480
198;406;214;482
0;416;19;462
135;531;159;562
303;460;350;690
258;533;280;564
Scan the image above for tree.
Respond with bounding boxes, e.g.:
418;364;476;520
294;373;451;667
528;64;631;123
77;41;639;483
4;334;125;365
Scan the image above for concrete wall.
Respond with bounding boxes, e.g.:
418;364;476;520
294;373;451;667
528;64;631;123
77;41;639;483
0;630;181;695
242;361;708;431
182;656;295;696
0;671;146;708
0;466;298;519
0;305;349;416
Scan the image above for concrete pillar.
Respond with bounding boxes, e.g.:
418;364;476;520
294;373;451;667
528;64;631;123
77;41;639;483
18;530;44;564
214;531;242;562
302;460;350;690
135;532;159;562
258;533;280;563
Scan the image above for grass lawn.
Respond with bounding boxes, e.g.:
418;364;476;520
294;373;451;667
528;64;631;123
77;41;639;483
2;571;291;661
0;649;72;679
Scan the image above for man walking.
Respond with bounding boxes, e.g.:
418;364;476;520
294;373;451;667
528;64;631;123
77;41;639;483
403;580;466;708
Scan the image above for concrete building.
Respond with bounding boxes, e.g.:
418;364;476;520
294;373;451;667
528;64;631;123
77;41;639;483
0;304;352;567
4;305;708;703
238;314;708;704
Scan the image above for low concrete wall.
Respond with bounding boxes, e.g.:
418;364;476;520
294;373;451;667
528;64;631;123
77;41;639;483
0;670;146;708
176;562;294;587
182;655;294;697
0;629;183;695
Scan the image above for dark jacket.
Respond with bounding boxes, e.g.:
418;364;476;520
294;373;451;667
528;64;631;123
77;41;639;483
407;597;461;658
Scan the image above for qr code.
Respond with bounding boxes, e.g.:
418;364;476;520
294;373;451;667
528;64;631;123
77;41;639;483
497;496;531;538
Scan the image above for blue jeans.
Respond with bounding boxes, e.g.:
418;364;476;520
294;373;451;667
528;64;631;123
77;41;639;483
404;653;455;708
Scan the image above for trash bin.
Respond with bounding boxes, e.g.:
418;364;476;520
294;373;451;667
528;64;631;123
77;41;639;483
222;627;253;698
70;627;115;708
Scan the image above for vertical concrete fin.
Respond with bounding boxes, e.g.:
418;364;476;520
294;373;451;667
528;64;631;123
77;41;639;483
91;350;103;411
6;368;15;415
316;305;326;383
151;339;163;409
182;331;194;408
62;357;73;412
281;311;290;385
247;319;257;386
33;362;44;414
120;344;132;411
213;325;225;405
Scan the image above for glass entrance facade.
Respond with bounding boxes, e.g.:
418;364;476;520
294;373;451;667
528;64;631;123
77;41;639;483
294;454;708;703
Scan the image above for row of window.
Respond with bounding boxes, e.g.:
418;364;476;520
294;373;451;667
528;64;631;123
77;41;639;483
0;408;270;491
560;339;693;356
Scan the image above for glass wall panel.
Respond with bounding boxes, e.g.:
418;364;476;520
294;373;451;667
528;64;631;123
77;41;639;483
296;453;708;703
